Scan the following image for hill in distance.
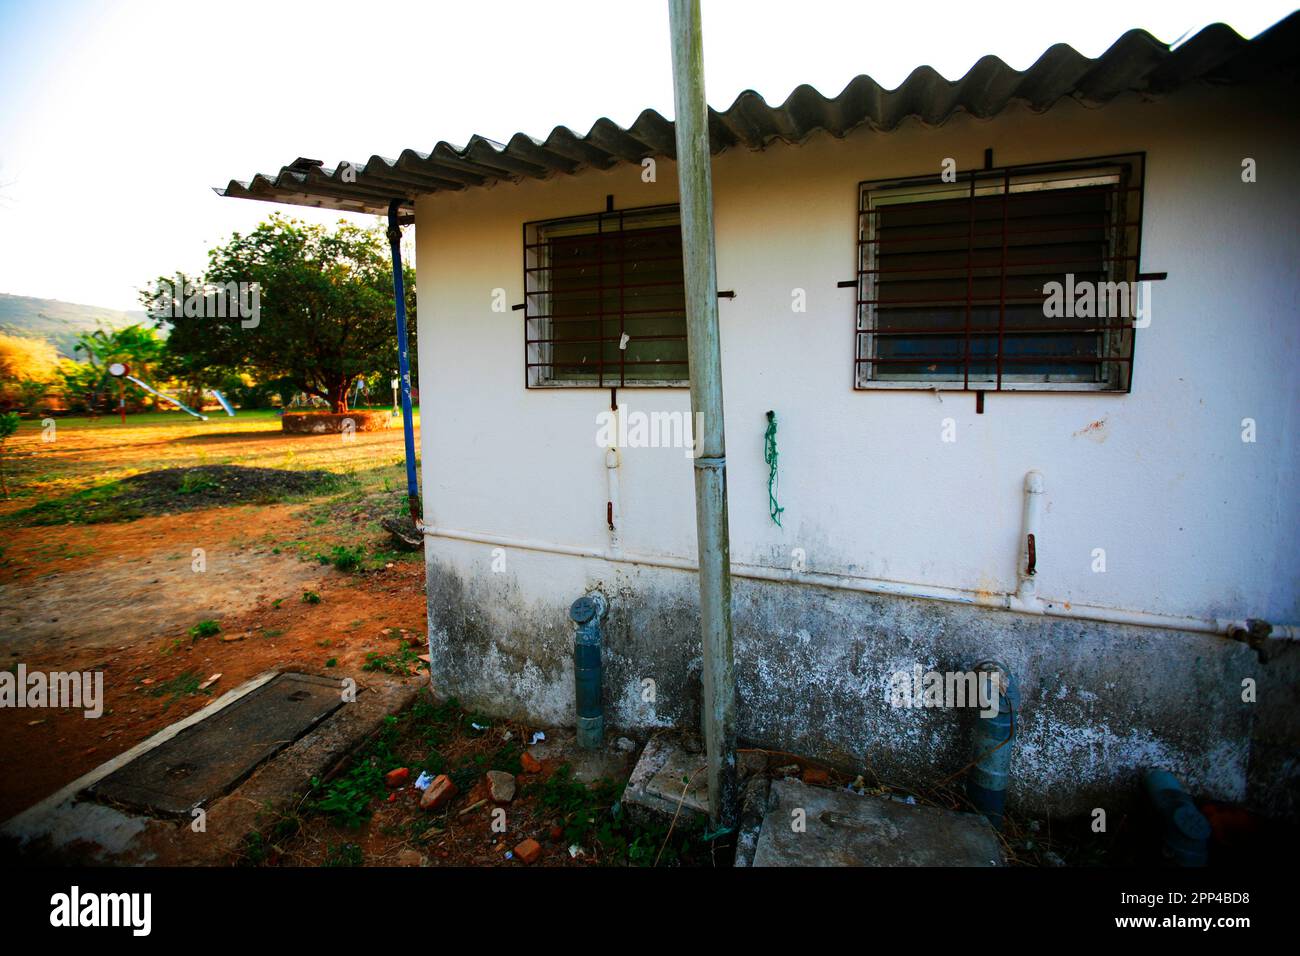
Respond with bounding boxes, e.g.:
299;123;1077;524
0;293;150;358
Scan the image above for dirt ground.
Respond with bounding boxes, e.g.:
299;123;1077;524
0;410;427;822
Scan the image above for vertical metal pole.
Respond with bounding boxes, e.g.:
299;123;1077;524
667;0;737;829
387;199;421;521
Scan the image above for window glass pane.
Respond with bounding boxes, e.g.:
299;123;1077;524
857;158;1140;391
527;207;687;387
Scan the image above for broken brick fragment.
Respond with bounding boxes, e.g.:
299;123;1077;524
520;751;542;774
385;767;411;788
514;838;542;864
486;770;516;803
420;774;458;810
802;767;831;786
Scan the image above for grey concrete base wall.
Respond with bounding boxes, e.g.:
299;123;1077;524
426;540;1298;819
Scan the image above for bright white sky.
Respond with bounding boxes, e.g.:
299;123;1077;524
0;0;1292;311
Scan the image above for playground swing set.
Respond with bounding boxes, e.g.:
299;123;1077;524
105;362;233;423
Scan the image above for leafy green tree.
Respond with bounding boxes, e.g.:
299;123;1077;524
16;379;49;413
154;299;229;406
72;324;166;411
145;215;416;413
59;358;106;414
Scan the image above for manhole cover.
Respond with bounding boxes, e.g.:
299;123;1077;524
87;673;345;816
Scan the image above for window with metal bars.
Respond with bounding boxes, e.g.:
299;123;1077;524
855;154;1144;391
524;204;688;387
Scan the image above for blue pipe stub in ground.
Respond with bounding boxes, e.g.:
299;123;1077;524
967;661;1019;828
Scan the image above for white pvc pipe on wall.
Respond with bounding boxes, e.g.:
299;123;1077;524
422;524;1294;640
424;460;1299;642
605;444;622;560
1009;470;1045;614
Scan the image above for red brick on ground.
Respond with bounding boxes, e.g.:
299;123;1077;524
420;774;458;810
802;767;831;786
514;838;542;864
385;767;410;788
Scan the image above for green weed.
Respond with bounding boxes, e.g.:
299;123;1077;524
149;670;204;710
188;619;220;641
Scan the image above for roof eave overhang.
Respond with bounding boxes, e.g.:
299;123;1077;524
216;13;1300;217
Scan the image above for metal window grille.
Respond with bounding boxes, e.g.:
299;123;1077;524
525;204;689;387
855;154;1144;392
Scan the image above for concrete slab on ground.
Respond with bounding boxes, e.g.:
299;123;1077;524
622;735;709;822
1;671;421;865
526;728;639;785
750;778;1004;867
88;673;344;816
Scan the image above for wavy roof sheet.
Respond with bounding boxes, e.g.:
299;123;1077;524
218;13;1300;215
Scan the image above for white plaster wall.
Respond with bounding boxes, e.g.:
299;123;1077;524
416;82;1299;625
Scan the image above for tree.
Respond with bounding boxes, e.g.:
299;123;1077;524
59;359;105;414
147;271;237;408
72;324;166;411
0;332;59;410
145;215;416;414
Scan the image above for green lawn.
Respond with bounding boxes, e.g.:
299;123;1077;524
1;408;422;525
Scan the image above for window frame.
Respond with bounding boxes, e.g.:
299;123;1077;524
523;202;689;389
854;152;1146;393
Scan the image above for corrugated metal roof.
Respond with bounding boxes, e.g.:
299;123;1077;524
218;13;1299;215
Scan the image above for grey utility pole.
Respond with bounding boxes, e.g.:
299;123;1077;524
667;0;737;829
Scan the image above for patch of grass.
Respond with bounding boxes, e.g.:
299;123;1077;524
317;544;365;572
362;633;428;676
8;479;143;524
5;465;348;527
238;831;272;866
325;657;337;668
406;696;459;748
323;842;364;867
526;764;710;867
361;647;419;675
149;669;205;710
362;647;425;675
234;799;311;867
399;696;465;777
308;716;402;829
177;470;218;494
302;590;321;604
188;619;220;641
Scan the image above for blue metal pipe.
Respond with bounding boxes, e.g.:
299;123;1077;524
387;198;420;520
1144;769;1212;866
570;592;607;749
966;660;1019;829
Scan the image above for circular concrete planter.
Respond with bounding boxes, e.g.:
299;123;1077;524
281;410;392;434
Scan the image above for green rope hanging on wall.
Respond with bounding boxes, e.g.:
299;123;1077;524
764;410;784;527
